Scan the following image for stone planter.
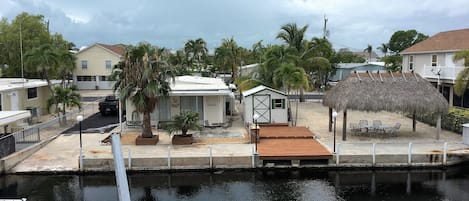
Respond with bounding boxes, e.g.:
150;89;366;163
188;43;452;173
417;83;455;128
172;134;193;145
135;135;159;145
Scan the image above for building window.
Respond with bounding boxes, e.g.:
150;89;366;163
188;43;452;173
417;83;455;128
81;60;88;69
409;56;414;70
27;88;38;99
272;99;285;109
0;93;2;111
105;60;112;69
77;76;95;81
431;55;438;67
100;76;110;81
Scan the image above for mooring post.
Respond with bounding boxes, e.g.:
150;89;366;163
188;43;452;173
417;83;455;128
209;145;213;168
408;142;412;165
167;146;171;169
127;148;131;169
336;143;340;165
443;142;448;165
372;143;376;165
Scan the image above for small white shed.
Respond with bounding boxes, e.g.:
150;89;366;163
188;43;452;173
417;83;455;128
242;85;288;125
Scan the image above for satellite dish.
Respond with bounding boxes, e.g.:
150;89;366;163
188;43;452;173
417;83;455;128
431;68;441;75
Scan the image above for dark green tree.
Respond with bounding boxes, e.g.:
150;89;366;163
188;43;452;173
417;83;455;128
388;30;428;53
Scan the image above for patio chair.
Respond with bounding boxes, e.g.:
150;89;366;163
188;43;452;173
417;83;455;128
384;123;401;137
350;123;361;135
372;120;383;133
358;120;369;132
204;120;217;129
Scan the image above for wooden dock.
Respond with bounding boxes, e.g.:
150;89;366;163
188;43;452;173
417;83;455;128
256;126;332;161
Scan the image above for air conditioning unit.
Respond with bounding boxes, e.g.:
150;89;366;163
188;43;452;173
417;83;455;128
26;107;41;117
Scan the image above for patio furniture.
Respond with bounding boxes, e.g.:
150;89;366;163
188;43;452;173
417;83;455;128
384;123;401;137
371;120;383;133
350;123;361;135
358;120;369;132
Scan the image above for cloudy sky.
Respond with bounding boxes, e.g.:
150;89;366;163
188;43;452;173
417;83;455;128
1;0;468;52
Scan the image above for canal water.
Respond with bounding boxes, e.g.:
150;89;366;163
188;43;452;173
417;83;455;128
1;165;468;201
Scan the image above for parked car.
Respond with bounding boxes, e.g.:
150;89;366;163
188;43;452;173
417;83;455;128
98;95;119;116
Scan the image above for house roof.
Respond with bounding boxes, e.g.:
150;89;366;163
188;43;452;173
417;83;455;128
242;85;286;97
76;43;126;56
0;78;61;92
0;111;31;126
169;76;232;96
401;28;469;54
322;71;448;114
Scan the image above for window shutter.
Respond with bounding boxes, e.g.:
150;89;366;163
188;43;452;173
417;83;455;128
282;99;285;109
272;99;275;109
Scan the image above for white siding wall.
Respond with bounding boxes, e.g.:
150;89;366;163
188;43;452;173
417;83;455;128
204;96;224;125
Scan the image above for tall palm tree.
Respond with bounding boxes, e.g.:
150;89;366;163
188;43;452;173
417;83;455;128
216;37;240;82
184;38;208;72
47;85;81;125
364;44;373;62
453;50;469;96
56;49;76;87
251;40;264;64
24;44;59;94
377;43;389;57
276;23;308;53
117;44;175;138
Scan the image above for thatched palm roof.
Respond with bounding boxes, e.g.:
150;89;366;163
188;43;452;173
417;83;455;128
323;71;448;114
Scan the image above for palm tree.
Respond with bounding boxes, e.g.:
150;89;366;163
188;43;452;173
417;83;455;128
47;85;81;125
453;50;469;96
364;44;373;62
215;37;240;82
276;23;308;53
377;43;389;57
251;40;264;64
184;38;208;72
166;111;203;136
117;44;175;138
56;49;76;87
24;44;59;94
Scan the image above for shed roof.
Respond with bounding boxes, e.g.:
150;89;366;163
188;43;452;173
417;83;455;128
323;71;448;114
401;28;469;54
242;85;286;97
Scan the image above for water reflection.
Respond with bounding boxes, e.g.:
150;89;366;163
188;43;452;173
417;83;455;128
0;164;468;201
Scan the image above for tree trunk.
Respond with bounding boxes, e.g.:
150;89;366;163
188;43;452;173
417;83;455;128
62;106;67;125
299;87;305;102
141;111;153;138
328;108;332;132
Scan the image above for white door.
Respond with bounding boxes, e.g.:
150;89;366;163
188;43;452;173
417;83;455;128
10;91;19;110
253;94;271;123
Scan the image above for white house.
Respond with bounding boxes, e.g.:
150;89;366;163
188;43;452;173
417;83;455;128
401;28;469;107
242;85;288;125
125;76;235;127
73;43;125;90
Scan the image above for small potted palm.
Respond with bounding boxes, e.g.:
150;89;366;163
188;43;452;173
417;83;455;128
167;111;203;145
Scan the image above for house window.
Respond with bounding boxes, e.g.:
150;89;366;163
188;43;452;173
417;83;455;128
409;56;414;70
100;76;109;81
431;55;438;67
81;60;88;69
27;88;38;99
77;76;95;81
272;99;285;109
105;60;112;69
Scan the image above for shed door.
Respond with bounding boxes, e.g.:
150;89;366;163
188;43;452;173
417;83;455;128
252;94;270;123
10;91;19;111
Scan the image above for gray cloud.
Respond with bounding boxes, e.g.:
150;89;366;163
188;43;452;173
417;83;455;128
1;0;469;52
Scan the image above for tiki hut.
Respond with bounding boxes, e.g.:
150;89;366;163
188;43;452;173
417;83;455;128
323;71;448;140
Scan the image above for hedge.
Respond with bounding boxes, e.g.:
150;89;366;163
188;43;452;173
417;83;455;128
409;107;469;134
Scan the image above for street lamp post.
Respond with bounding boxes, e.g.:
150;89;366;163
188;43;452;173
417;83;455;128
77;115;84;170
253;113;260;153
332;111;338;153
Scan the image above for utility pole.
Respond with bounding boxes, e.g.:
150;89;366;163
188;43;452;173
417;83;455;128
323;14;328;39
20;20;24;80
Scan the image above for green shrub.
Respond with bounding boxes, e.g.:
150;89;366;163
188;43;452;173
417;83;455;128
409;107;469;134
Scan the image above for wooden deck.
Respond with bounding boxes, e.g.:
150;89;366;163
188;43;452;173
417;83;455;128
257;126;332;160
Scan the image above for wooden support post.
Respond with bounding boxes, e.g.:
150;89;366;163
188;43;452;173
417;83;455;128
412;111;416;132
328;108;332;132
436;114;441;140
342;110;347;141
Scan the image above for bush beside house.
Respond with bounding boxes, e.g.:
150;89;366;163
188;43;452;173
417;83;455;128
411;107;469;134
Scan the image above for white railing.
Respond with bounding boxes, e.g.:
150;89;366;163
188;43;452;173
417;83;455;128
422;65;466;81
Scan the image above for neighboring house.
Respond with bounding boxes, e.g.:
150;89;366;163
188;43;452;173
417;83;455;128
329;62;386;82
0;78;59;133
353;51;379;62
401;28;469;108
73;43;125;90
125;76;235;127
242;85;288;125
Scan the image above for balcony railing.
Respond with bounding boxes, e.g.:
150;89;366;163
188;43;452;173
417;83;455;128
422;65;466;81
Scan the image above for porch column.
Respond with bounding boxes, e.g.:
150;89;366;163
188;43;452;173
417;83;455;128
328;108;332;132
436;114;441;140
342;110;347;141
449;86;454;106
412;111;416;132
